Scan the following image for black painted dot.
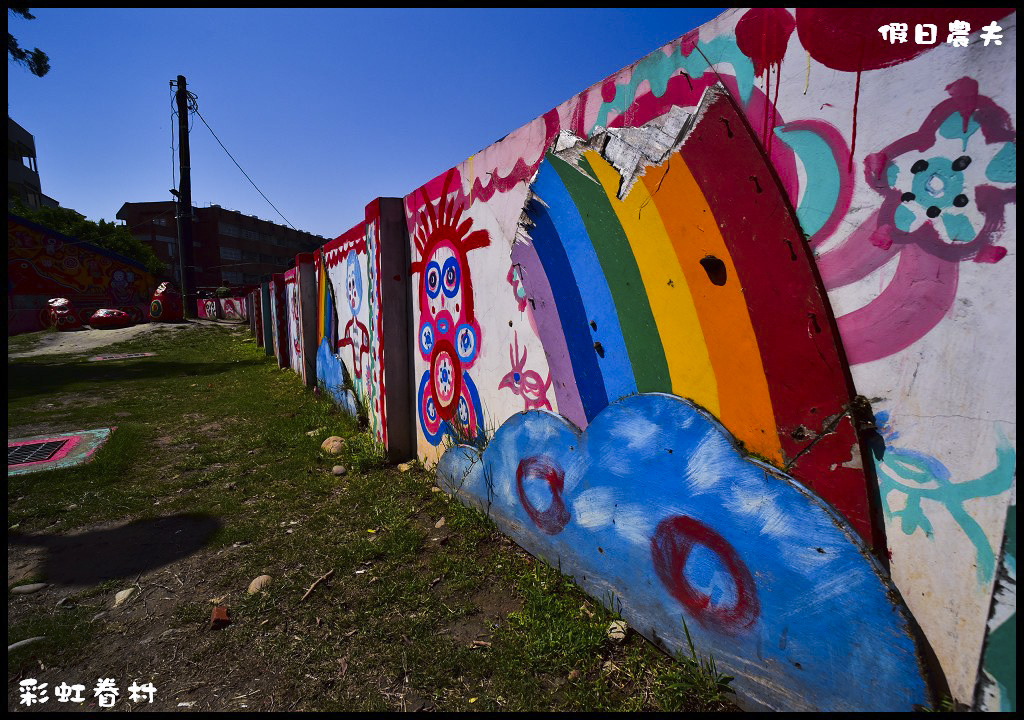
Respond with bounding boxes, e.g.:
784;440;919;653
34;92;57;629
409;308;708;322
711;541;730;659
911;159;929;174
953;194;969;207
901;192;916;202
926;206;941;218
952;156;972;171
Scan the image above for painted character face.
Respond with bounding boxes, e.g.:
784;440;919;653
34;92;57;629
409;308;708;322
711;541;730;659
346;252;363;315
422;243;464;331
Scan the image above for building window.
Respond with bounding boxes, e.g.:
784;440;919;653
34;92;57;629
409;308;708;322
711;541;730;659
220;246;242;261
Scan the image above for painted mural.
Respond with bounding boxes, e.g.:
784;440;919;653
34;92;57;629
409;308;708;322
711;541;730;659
269;275;289;369
284;269;301;374
402;8;1016;711
8;215;156;335
315;224;377;424
219;296;247;322
362;207;387;446
408;169;490;450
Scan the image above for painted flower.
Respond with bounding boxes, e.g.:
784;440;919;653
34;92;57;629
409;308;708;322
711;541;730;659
865;78;1015;263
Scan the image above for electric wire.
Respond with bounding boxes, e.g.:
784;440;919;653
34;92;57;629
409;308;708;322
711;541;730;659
182;88;299;232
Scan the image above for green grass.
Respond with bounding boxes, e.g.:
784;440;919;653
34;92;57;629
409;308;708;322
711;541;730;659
7;323;737;711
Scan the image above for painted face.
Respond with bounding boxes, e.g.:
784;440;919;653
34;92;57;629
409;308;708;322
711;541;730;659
346;252;362;315
423;243;463;325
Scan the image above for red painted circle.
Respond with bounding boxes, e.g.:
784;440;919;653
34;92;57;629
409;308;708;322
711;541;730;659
516;456;570;535
650;515;759;633
429;338;462;417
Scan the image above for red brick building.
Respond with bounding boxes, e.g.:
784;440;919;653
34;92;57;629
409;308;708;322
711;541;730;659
116;201;326;287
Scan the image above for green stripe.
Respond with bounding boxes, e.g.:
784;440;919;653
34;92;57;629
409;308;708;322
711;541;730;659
549;154;671;393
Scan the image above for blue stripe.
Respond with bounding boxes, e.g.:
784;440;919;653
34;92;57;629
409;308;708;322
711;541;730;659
532;160;638;403
526;198;608;421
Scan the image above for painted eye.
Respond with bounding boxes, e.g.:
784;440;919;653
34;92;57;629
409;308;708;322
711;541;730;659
425;261;441;299
442;257;460;298
513;372;521;384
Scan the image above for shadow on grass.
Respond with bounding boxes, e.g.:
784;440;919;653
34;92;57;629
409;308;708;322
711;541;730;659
8;514;222;585
7;359;264;401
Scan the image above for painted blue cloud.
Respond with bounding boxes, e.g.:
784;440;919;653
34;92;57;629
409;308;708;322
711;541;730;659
316;337;358;418
437;393;932;711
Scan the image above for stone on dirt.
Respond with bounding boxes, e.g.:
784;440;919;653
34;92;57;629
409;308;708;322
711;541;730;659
607;620;628;642
11;582;48;595
332;465;347;476
114;588;136;607
248;575;272;594
320;436;345;455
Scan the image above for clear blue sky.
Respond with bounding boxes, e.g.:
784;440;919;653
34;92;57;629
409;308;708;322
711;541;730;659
8;8;724;239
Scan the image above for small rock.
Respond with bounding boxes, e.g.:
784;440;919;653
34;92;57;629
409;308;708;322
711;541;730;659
114;588;136;607
397;461;414;472
607;620;628;643
8;636;45;653
11;582;48;595
321;436;346;455
209;605;230;630
332;465;347;477
434;517;446;529
247;575;272;594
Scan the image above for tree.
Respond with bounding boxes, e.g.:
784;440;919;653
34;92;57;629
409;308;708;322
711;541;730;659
10;199;166;275
8;7;50;77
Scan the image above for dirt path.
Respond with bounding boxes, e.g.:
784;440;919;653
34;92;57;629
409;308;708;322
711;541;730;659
9;321;215;359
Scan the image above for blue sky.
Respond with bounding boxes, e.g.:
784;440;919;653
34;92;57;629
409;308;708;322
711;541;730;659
8;8;723;239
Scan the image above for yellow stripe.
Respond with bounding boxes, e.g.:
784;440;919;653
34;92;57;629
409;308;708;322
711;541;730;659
586;150;720;418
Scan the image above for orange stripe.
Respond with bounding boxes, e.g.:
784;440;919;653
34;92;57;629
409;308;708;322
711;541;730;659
642;155;783;465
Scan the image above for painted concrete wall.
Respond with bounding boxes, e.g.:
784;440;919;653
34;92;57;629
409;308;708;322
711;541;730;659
259;282;273;353
269;274;289;369
314;201;416;461
295;254;319;388
406;8;1015;711
236;8;1014;711
8;215;156;334
316;222;370;420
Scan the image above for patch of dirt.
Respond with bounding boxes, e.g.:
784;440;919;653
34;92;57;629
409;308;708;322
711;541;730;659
9;322;194;359
7;517;278;712
445;586;523;646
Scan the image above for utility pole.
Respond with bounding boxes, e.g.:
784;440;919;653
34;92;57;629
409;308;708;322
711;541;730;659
174;75;197;319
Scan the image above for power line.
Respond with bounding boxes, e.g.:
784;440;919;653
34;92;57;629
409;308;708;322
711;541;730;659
183;90;299;232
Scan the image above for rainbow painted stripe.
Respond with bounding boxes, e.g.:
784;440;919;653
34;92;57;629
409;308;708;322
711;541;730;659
514;91;877;547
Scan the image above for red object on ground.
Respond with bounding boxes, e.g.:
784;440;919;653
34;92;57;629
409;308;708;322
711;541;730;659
209;605;230;630
89;308;135;329
149;282;184;322
47;298;83;331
